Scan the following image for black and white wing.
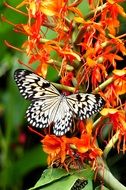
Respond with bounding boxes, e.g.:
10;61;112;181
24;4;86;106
26;96;73;136
66;93;104;119
14;69;73;136
14;69;60;100
14;69;104;136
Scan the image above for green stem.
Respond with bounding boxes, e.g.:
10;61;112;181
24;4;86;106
103;131;120;159
52;73;114;94
97;157;126;190
52;82;75;92
93;77;114;93
92;117;102;132
93;117;101;127
43;17;71;32
40;38;64;47
48;60;74;71
52;76;114;93
69;0;82;7
84;3;107;20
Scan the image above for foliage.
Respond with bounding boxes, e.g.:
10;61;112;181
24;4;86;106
0;0;126;190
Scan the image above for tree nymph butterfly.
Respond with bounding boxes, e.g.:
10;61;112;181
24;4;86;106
14;69;104;136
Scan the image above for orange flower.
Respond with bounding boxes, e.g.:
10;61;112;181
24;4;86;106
104;83;120;107
68;134;91;154
101;108;126;134
41;120;103;166
42;135;66;164
104;70;126;106
40;0;68;17
113;69;126;95
91;63;107;89
77;134;91;153
67;134;102;161
60;72;74;95
77;57;107;89
100;0;126;35
61;72;74;86
53;45;81;63
101;108;126;152
17;0;66;17
108;35;126;56
53;45;81;76
79;21;105;51
99;44;124;69
89;146;103;160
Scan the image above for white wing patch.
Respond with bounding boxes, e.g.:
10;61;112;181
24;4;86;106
14;69;104;136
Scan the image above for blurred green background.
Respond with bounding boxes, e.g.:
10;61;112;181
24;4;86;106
0;1;48;190
0;1;126;190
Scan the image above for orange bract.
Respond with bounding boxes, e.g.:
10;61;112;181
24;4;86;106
101;108;126;153
42;135;66;164
104;70;126;106
42;121;103;166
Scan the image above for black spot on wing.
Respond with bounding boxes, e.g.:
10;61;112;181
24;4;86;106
76;94;82;102
42;82;50;88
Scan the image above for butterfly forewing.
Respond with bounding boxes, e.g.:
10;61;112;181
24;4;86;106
14;69;104;136
14;69;60;100
67;93;104;120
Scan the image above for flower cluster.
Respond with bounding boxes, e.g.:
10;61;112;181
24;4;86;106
5;0;126;171
42;120;102;168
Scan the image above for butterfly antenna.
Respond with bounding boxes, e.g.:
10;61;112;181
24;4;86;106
28;126;44;138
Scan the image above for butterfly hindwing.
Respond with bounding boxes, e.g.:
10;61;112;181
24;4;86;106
26;100;49;129
26;96;73;136
52;96;74;136
14;69;60;100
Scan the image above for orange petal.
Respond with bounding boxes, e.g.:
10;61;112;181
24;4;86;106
113;69;126;76
100;108;117;116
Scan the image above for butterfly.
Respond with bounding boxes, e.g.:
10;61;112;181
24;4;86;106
14;69;104;136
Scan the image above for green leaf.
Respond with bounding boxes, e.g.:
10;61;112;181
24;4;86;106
71;167;94;179
37;174;78;190
82;180;93;190
30;166;94;190
30;168;70;189
78;0;90;16
95;185;110;190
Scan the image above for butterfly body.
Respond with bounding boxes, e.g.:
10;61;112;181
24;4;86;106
14;69;104;136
